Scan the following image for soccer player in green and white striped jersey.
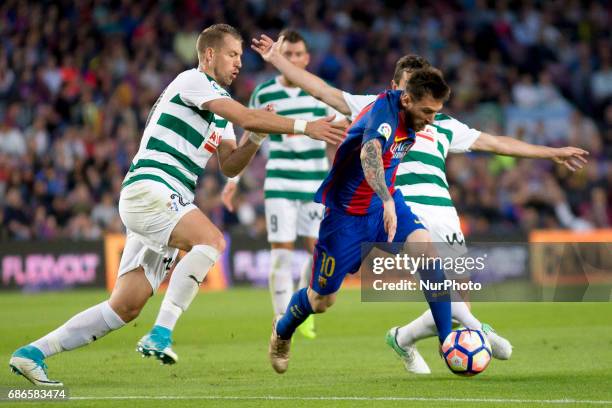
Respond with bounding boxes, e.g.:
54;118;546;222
224;30;344;339
9;24;346;387
251;34;588;374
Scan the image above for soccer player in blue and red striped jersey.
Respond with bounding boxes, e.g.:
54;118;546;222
268;68;454;374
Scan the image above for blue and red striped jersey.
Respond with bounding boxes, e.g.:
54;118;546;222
314;90;416;215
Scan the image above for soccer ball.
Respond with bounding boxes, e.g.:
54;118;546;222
441;329;492;376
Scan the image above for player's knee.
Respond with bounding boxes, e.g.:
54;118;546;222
326;295;336;308
208;232;226;253
189;230;225;253
406;231;435;258
311;300;328;313
112;303;143;323
310;295;335;313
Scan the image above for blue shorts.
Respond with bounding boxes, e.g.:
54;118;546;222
310;191;426;295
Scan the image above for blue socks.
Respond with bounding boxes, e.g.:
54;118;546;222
420;264;452;342
276;288;314;340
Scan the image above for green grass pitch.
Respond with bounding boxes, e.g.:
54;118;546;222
1;288;611;407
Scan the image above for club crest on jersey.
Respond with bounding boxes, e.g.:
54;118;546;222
203;131;222;153
377;123;392;140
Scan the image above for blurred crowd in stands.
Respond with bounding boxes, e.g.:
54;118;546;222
0;0;610;241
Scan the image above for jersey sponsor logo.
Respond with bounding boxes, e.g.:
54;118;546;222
390;140;414;160
203;131;222;153
445;232;465;246
377;123;392;140
308;210;323;221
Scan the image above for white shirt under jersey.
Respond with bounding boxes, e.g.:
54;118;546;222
123;69;236;201
250;77;340;201
342;91;481;222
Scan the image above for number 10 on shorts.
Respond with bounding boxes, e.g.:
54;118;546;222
320;252;336;277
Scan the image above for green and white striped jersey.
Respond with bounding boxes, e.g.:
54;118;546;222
123;68;235;201
343;92;481;218
250;77;340;201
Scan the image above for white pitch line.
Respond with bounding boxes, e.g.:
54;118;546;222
68;395;612;405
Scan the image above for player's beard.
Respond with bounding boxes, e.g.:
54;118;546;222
225;71;238;86
405;114;423;132
212;65;234;87
217;74;232;87
414;119;427;132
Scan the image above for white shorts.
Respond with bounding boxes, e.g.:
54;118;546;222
411;206;471;281
409;205;468;258
264;198;325;242
117;180;197;292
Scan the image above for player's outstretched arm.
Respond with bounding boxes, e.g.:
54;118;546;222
361;139;396;242
205;98;345;145
251;34;351;116
217;104;275;178
217;131;263;178
471;133;589;171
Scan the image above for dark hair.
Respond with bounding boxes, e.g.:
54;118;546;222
197;24;242;55
405;67;450;102
279;28;308;51
392;55;431;84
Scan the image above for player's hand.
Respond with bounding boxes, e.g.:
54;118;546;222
551;147;589;171
221;180;238;212
383;199;397;243
251;34;282;63
305;115;346;145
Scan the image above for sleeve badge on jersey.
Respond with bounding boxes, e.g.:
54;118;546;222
377;123;392;140
211;80;230;97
